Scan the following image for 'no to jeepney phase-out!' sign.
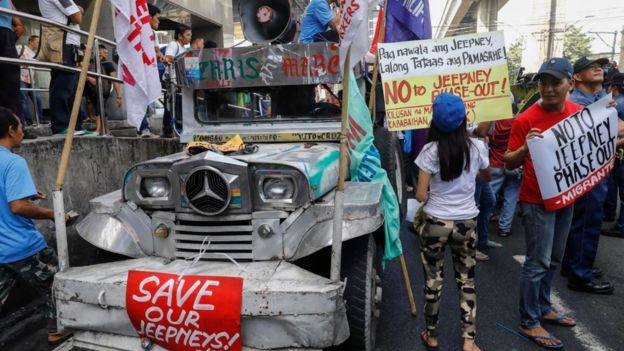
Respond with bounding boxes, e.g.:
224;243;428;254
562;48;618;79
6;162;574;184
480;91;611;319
378;31;513;131
126;270;243;351
528;95;618;211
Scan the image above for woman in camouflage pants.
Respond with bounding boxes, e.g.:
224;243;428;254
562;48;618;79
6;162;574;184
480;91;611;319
414;93;491;351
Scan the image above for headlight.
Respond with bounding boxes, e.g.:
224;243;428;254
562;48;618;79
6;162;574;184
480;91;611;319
261;177;295;200
141;177;171;198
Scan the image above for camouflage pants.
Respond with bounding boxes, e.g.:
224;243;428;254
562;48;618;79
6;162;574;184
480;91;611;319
418;215;477;339
0;247;58;333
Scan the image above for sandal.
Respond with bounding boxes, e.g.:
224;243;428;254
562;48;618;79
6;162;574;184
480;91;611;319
518;329;563;350
476;250;490;261
541;313;576;327
420;331;439;351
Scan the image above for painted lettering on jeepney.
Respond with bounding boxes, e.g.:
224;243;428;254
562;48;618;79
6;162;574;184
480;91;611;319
282;54;340;78
199;57;260;82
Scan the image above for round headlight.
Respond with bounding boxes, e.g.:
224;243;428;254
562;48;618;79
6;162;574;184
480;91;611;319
141;177;171;198
262;178;294;200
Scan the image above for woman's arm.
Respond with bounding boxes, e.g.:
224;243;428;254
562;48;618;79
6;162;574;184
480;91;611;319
415;170;432;203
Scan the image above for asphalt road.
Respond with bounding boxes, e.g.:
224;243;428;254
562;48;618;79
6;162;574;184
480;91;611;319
6;214;624;351
376;216;624;351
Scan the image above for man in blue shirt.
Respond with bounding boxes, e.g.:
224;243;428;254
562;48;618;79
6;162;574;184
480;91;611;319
299;0;339;43
603;73;624;238
0;107;71;344
0;0;24;115
562;57;615;295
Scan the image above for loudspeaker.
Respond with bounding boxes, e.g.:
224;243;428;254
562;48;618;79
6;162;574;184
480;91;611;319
239;0;297;44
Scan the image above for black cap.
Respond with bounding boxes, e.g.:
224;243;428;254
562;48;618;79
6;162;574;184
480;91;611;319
533;57;573;81
573;56;609;74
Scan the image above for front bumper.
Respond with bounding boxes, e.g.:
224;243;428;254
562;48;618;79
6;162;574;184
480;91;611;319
54;257;349;350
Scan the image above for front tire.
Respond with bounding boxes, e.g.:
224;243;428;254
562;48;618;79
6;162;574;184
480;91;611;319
373;127;408;220
339;235;381;351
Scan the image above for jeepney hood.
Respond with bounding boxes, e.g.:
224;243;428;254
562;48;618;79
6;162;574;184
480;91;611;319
135;142;340;201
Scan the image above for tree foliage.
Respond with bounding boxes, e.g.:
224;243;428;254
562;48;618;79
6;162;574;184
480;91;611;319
507;39;523;84
563;25;593;62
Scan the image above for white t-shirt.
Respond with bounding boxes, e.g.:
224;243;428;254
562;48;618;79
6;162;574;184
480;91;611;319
165;41;185;82
17;44;36;84
38;0;81;46
415;138;489;220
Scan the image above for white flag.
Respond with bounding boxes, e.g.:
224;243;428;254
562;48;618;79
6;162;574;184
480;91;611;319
338;0;377;74
110;0;161;128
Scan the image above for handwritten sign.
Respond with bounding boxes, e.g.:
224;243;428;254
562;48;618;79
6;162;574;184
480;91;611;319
126;270;243;351
528;95;618;211
378;31;512;131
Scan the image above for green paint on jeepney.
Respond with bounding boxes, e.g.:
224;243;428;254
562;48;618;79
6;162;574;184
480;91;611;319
306;150;340;198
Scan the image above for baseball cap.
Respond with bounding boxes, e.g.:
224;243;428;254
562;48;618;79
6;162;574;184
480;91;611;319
533;57;573;81
432;93;466;133
573;56;609;73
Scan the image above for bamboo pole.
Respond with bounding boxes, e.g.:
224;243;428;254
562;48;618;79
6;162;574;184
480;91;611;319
53;0;104;272
368;1;418;316
368;0;389;120
330;46;352;282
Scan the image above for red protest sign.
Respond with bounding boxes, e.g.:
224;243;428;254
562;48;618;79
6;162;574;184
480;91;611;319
126;270;243;351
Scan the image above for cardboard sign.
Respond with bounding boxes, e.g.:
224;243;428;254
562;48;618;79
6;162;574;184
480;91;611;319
528;95;618;211
378;31;512;131
126;270;243;351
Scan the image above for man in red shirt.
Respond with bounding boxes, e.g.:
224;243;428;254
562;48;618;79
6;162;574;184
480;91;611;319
505;58;580;350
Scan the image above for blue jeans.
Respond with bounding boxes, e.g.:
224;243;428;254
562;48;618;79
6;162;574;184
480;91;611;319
138;108;150;132
49;44;82;133
475;178;495;248
563;178;608;282
19;82;42;125
519;203;573;328
488;167;521;231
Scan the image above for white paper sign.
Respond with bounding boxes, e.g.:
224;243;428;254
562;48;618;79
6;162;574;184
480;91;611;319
528;95;618;210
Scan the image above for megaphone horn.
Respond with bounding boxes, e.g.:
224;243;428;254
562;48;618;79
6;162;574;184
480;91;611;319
239;0;297;44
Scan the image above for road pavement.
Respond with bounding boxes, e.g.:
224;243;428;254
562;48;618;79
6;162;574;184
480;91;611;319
376;216;624;351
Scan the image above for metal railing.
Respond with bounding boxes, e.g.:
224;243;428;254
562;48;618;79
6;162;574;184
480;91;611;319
0;6;123;135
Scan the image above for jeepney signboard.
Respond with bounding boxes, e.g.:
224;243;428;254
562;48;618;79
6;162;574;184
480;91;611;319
378;31;513;131
528;95;617;211
179;42;342;89
126;270;243;351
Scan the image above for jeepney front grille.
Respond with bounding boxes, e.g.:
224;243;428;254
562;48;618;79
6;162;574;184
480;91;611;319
174;213;253;261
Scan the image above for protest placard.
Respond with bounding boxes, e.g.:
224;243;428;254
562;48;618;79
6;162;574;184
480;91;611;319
528;95;618;211
126;270;243;351
378;31;513;131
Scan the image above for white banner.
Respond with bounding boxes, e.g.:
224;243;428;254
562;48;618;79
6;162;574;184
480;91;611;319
338;0;377;73
528;95;618;211
110;0;161;128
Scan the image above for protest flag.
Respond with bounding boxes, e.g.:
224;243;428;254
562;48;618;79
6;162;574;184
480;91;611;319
338;0;378;74
110;0;161;128
384;0;432;156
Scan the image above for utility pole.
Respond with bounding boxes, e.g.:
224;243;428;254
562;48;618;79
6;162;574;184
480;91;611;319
547;0;557;58
620;26;624;66
611;30;618;62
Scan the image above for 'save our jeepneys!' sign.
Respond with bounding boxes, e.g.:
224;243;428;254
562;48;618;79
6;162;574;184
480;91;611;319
528;95;618;211
126;270;243;351
378;31;513;131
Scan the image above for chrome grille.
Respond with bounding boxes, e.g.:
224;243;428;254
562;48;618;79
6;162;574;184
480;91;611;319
185;167;231;215
174;213;253;261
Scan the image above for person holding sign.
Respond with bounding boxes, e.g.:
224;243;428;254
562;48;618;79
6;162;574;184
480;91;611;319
562;56;615;295
414;93;489;351
505;58;580;350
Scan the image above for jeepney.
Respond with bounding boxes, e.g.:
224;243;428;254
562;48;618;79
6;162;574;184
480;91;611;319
53;15;407;351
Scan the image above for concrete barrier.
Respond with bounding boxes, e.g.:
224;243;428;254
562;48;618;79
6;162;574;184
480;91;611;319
17;136;181;266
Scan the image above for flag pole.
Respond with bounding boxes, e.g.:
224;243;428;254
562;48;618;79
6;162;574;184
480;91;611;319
53;0;104;272
330;46;352;282
368;0;389;120
368;0;417;317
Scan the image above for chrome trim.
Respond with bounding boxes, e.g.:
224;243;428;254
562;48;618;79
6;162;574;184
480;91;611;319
184;165;232;216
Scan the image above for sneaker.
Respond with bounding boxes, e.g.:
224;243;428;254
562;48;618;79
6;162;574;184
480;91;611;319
48;331;73;345
140;129;157;138
476;250;490;261
602;227;624;238
486;240;503;248
498;228;511;237
56;128;85;136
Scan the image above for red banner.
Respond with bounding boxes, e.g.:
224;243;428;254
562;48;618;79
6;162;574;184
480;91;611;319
126;270;243;351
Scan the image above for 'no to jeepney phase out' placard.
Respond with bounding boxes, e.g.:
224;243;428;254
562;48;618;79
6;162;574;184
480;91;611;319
378;31;513;131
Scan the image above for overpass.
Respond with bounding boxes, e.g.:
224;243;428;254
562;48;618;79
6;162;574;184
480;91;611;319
435;0;509;38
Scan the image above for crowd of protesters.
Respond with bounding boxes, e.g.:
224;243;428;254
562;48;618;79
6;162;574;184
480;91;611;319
413;56;623;351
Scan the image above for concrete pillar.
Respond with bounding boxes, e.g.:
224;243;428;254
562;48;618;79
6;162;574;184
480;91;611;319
476;0;500;32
